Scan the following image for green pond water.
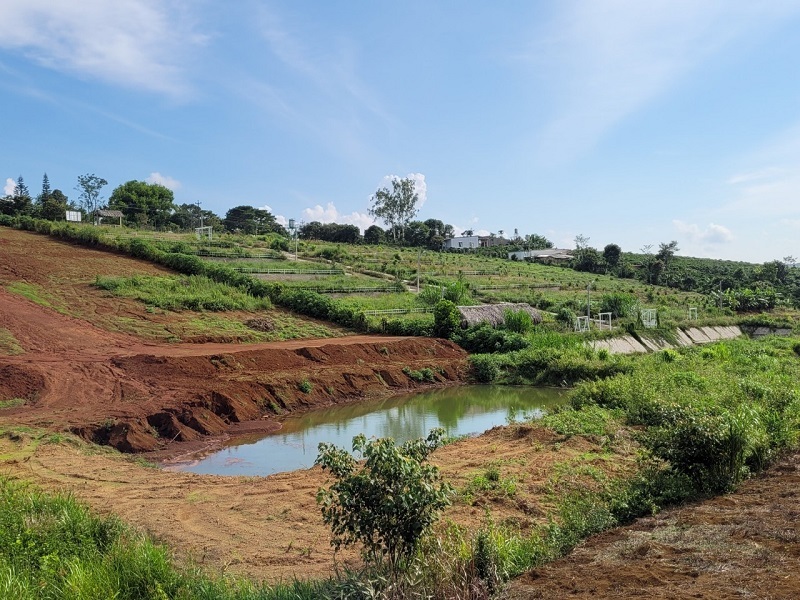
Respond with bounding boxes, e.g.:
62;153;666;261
177;385;567;476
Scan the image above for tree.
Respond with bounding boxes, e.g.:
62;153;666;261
525;233;553;250
405;220;431;247
223;205;285;235
38;173;51;202
169;203;222;231
8;176;33;215
369;177;419;242
315;430;452;575
656;241;679;270
109;180;175;227
462;229;474;237
75;174;108;218
433;299;461;338
364;224;386;245
40;189;69;221
603;243;622;269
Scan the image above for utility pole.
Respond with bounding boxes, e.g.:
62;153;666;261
587;280;594;320
417;248;422;293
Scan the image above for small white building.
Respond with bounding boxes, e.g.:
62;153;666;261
443;235;510;250
508;248;574;262
442;235;480;250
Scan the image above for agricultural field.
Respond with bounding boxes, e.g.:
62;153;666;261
1;221;799;599
0;227;349;343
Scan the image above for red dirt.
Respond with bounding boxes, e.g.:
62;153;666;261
2;227;798;594
0;228;469;454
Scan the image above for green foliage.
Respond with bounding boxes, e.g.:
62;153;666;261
315;430;452;575
402;367;436;383
541;405;617;438
94;275;272;311
503;308;534;334
469;354;500;383
598;292;637;318
433;299;461;339
108;180;175;228
556;306;576;328
368;177;419;242
298;379;313;393
454;322;529;354
0;477;328;599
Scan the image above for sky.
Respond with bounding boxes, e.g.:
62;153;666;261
2;0;800;263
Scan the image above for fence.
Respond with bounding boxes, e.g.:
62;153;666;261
362;307;434;316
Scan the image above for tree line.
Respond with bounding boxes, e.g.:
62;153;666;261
1;174;286;236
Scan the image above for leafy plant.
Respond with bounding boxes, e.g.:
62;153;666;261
433;299;461;339
503;308;534;334
298;379;313;394
315;430;453;577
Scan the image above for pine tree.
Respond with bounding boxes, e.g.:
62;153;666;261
40;173;51;201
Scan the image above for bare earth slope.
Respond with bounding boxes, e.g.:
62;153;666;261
0;228;468;453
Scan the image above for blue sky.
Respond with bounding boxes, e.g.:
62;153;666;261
2;1;800;263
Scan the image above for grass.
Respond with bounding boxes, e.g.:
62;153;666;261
94;274;273;312
0;476;332;600
5;282;69;314
0;328;23;355
0;398;26;410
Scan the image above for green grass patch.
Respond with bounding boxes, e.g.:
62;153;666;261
0;477;332;599
5;282;68;314
0;328;23;355
94;274;272;312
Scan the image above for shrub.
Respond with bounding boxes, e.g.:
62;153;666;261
556;307;576;328
433;299;461;339
315;430;453;576
454;323;529;354
469;354;500;383
503;308;534;334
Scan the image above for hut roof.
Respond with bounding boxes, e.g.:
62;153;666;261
96;209;123;218
457;303;542;328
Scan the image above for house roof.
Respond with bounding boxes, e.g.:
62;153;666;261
457;303;542;327
96;209;123;218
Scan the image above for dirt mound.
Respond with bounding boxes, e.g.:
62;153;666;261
502;450;800;599
0;228;469;454
0;284;469;454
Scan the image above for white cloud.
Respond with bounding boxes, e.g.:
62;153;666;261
377;173;428;207
3;178;15;196
302;202;375;232
0;0;205;98
673;220;733;244
528;1;799;164
146;172;181;190
258;205;289;227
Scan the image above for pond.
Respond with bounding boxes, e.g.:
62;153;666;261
176;385;567;476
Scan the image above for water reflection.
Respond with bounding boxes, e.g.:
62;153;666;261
179;385;565;476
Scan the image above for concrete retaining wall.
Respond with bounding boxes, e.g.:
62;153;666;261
591;325;743;355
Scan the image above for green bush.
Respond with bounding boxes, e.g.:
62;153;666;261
315;430;453;575
503;308;534;334
454;323;529;354
433;299;461;339
469;354;500;383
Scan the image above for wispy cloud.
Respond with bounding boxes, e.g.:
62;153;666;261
0;0;206;98
146;172;181;190
236;7;393;161
526;1;800;164
723;121;800;218
3;178;15;196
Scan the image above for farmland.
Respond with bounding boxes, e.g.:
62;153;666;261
0;221;798;599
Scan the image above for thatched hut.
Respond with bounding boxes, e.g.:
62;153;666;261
457;303;542;328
